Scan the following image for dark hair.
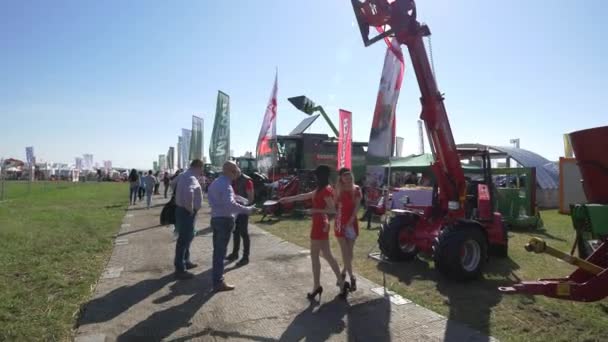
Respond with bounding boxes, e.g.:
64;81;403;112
148;170;153;175
314;165;331;190
190;159;204;168
128;169;138;182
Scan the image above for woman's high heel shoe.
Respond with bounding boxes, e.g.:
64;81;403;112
339;281;350;299
307;286;323;301
350;276;357;292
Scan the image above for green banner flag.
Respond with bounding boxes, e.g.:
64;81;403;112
210;91;230;166
190;115;204;161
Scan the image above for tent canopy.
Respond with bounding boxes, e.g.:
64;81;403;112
381;154;434;172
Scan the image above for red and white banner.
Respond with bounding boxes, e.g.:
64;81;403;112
337;109;352;170
256;71;278;175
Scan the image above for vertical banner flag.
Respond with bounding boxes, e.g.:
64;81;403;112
181;129;191;169
395;137;404;157
190;115;204;161
153;161;159;172
256;72;278;175
25;147;35;165
177;137;182;170
365;37;405;201
83;154;94;170
168;147;175;171
337;110;352;170
75;157;83;171
210;91;230;166
159;155;166;171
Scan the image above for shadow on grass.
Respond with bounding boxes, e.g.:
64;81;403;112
377;256;522;340
129;203;166;211
104;204;126;209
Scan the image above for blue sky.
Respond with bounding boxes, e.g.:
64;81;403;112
1;0;606;170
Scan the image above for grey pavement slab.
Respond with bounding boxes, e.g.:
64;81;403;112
75;195;497;341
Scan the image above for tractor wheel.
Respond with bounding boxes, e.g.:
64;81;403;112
433;226;487;281
489;221;509;258
378;217;418;261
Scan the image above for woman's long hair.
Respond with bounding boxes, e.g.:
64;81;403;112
128;169;138;182
314;165;331;191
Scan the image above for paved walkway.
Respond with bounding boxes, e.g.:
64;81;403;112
75;195;496;342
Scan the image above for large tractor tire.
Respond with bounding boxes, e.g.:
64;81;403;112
433;226;487;281
378;216;418;261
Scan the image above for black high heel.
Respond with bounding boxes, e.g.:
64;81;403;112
350;277;357;292
307;286;323;301
339;281;350;299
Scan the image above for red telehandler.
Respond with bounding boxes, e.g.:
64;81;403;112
351;0;508;280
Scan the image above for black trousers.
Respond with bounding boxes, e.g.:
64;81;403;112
154;183;160;194
138;186;145;200
164;183;170;198
231;214;250;258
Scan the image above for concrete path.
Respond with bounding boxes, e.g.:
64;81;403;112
75;195;496;342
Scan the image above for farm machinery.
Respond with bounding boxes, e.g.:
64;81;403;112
500;126;608;302
351;0;508;280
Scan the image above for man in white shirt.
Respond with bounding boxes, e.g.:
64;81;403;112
173;160;204;279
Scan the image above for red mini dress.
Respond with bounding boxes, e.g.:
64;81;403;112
335;186;361;239
310;186;334;240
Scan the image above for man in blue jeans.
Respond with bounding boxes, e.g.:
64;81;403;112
207;161;255;292
173;160;205;280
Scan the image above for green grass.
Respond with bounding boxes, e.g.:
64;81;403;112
0;182;127;341
254;210;608;342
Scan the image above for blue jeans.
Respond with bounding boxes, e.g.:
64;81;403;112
129;186;138;204
145;189;153;208
174;207;196;272
211;217;234;287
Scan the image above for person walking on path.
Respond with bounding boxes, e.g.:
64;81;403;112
154;171;161;195
207;161;256;292
163;172;171;198
334;167;362;292
138;171;145;201
128;169;139;205
173;161;204;279
143;170;156;209
279;165;346;300
226;173;254;266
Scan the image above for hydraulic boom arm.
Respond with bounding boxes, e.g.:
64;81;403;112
352;0;466;217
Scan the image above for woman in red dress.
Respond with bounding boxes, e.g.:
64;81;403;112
279;165;344;300
334;168;362;292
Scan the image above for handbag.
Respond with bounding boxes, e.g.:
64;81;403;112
160;196;176;225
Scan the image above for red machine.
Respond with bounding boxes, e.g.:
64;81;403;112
499;126;608;302
261;174;313;221
352;0;508;280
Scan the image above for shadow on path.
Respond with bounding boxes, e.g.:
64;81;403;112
77;273;175;326
117;269;214;341
115;224;165;237
378;256;521;341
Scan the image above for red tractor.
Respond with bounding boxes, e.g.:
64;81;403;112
351;0;508;280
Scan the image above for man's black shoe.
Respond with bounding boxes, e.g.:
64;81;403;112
225;253;238;262
185;262;198;270
174;271;194;280
236;258;249;267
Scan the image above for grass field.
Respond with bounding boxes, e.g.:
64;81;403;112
0;182;127;341
253;210;608;342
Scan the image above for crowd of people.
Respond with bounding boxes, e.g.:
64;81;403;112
129;160;361;298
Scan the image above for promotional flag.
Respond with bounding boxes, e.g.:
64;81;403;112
167;147;175;171
75;157;83;171
190;115;204;161
395;137;404;157
256;72;278;175
181;129;191;169
153;161;159;172
83;154;94;170
337;110;352;170
365;37;405;193
177;137;182;170
159;155;166;171
25;147;35;165
210;91;230;166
